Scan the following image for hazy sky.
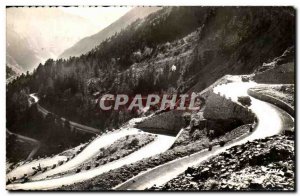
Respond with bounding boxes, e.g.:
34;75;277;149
60;6;132;32
6;6;133;68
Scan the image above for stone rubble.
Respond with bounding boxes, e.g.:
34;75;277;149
152;133;294;191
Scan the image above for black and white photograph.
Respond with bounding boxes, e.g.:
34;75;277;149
3;1;296;192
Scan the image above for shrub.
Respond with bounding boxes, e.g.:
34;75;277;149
129;138;139;147
22;177;29;183
75;168;81;173
208;144;212;151
238;96;252;106
219;140;226;147
280;85;287;92
207;129;215;140
85;165;91;170
109;147;118;154
182;112;192;127
132;51;142;62
192;129;202;141
241;76;250;82
249;125;254;132
96;155;102;160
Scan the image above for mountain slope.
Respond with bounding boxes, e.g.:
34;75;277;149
59;7;161;59
7;6;295;131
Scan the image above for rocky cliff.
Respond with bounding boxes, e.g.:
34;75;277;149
254;62;294;84
253;46;294;84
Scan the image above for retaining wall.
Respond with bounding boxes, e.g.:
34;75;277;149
248;89;294;117
135;110;185;136
203;92;255;124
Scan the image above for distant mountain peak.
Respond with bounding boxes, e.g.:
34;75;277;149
6;7;98;72
59;7;162;59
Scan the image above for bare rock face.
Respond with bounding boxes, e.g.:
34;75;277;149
254;62;294;84
254;47;295;84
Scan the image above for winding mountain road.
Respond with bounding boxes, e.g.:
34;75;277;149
7;80;294;190
7;95;155;183
7;95;177;190
31;128;141;181
6;132;176;190
7;94;102;180
114;80;294;190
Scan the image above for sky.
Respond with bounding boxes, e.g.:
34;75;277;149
60;6;132;32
